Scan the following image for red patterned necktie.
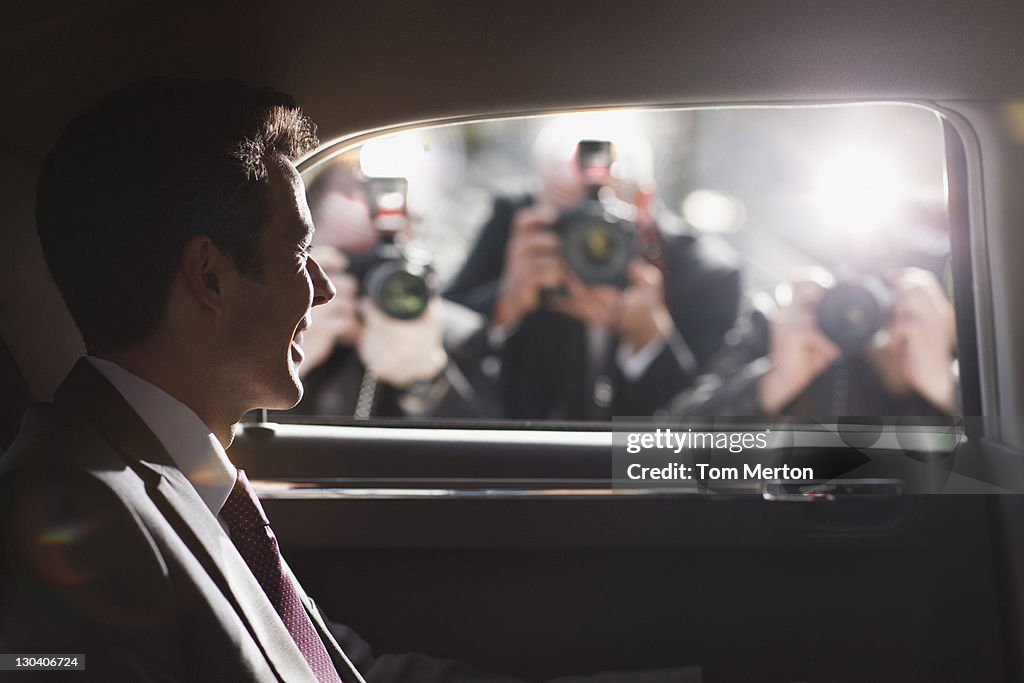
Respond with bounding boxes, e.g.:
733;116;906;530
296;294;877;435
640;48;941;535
220;469;343;683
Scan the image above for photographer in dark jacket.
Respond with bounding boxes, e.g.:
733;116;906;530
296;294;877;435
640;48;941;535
291;164;498;419
446;133;742;420
668;268;958;417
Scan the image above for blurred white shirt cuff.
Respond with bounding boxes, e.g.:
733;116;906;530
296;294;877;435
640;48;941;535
616;337;667;381
487;321;519;350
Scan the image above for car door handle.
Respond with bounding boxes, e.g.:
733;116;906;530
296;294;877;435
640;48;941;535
763;478;904;501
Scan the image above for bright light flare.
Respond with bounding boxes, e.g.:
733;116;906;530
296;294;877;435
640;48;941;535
377;192;406;214
811;147;907;235
681;189;746;233
532;110;655;187
358;131;428;179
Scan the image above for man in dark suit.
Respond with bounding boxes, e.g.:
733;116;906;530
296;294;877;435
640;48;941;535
445;148;742;420
0;79;700;682
0;78;361;682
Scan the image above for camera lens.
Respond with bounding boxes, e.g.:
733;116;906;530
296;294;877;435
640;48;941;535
365;262;432;320
816;278;892;353
581;224;617;265
558;203;634;286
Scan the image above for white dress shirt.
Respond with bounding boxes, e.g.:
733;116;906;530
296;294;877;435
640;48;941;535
87;357;237;527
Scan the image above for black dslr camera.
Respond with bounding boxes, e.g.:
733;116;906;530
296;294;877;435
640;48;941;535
553;140;636;288
348;176;435;320
816;275;892;354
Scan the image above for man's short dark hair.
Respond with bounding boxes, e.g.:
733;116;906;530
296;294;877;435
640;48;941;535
36;78;319;355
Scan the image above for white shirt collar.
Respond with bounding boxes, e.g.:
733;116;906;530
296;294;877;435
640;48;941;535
87;356;237;518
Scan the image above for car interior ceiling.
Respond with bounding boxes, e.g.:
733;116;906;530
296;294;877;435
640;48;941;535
4;2;1024;682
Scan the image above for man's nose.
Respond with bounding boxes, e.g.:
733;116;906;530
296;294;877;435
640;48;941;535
309;256;337;306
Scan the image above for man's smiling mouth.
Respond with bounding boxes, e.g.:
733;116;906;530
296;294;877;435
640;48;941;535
291;318;310;362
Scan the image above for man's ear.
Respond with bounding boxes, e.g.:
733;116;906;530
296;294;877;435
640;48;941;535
180;234;235;314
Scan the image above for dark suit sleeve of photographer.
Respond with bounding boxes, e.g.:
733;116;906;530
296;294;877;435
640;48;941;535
611;329;698;417
664;300;773;417
444;195;531;317
661;230;744;369
612;230;743;416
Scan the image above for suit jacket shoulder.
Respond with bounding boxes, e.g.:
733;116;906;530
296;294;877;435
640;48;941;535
0;360;327;682
1;401;193;681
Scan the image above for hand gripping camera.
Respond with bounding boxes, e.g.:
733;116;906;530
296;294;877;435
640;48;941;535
553;140;637;288
816;275;893;354
349;176;435;320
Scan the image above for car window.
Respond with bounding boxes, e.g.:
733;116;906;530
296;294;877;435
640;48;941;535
273;104;957;426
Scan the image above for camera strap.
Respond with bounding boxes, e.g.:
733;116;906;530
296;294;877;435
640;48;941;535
353;372;379;420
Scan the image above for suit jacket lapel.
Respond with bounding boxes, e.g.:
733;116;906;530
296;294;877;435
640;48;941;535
54;359;317;683
281;559;367;683
146;462;317;682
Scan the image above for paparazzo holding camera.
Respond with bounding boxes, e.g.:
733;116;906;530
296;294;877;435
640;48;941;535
292;166;498;419
446;139;742;420
667;266;958;417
